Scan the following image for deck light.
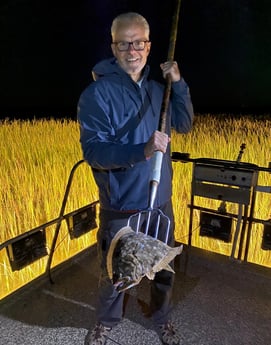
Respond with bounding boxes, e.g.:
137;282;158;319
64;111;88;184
66;203;97;239
6;229;48;271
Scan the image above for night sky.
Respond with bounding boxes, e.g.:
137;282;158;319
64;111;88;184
1;0;271;119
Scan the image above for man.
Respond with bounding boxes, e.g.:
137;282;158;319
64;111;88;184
78;12;193;345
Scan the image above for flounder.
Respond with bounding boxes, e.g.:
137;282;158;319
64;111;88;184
106;226;183;292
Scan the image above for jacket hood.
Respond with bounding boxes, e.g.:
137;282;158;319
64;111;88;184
91;57;150;81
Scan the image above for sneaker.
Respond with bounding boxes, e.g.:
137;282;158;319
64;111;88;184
84;323;112;345
159;321;180;345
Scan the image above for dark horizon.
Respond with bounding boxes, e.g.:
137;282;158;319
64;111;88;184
1;0;271;119
2;106;271;122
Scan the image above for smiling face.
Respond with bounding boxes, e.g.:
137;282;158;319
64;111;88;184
111;22;151;82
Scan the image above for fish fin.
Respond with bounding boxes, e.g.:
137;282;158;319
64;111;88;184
146;272;155;280
152;245;183;275
164;264;175;273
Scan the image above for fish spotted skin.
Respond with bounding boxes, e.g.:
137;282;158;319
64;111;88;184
107;226;183;292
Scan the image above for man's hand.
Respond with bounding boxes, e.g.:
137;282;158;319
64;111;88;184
144;130;170;160
160;61;181;82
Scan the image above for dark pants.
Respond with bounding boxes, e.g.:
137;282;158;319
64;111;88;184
95;201;176;328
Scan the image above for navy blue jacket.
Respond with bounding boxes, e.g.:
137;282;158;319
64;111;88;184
78;58;193;211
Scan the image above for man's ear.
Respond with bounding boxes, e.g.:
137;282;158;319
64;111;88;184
146;41;151;56
111;43;117;57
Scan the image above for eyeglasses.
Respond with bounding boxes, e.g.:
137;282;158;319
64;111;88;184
112;40;149;51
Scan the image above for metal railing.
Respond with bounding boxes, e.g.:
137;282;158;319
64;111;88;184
1;152;271;288
0;159;99;283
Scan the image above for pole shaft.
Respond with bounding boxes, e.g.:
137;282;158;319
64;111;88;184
159;0;182;133
149;0;182;208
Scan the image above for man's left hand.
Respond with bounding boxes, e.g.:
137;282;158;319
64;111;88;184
160;61;181;82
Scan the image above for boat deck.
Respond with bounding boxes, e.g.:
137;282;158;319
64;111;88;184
0;245;270;345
